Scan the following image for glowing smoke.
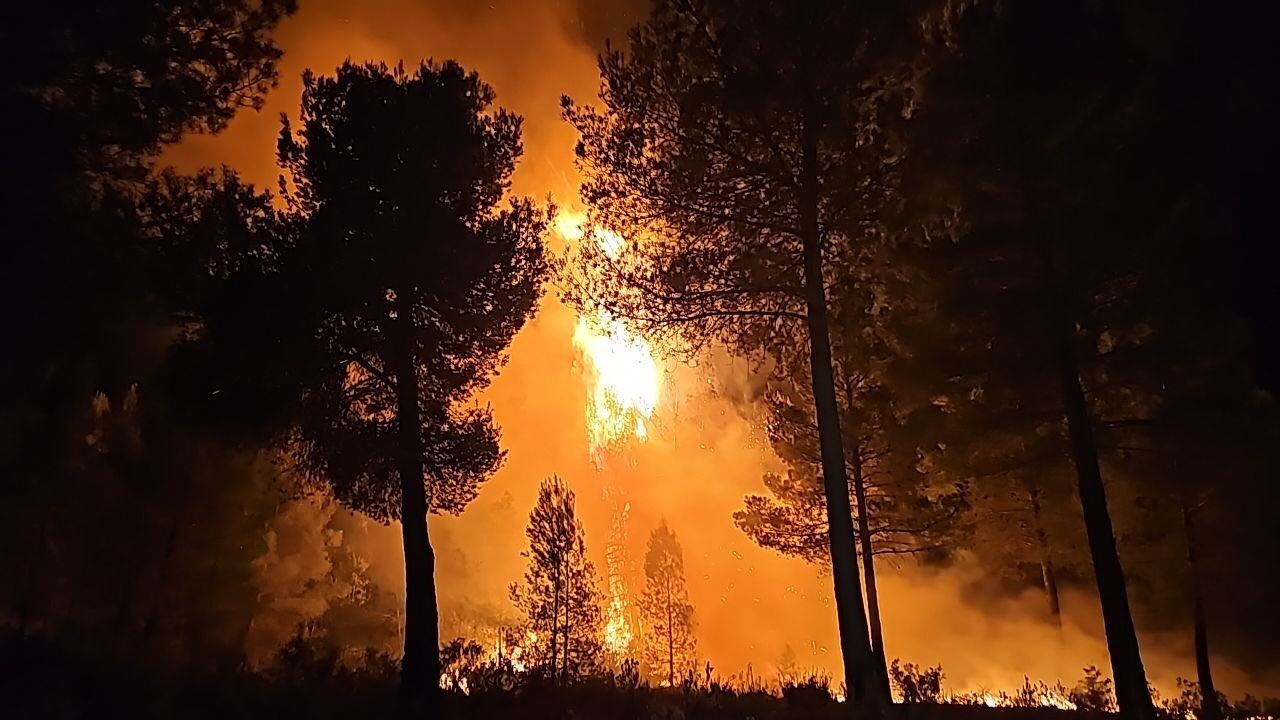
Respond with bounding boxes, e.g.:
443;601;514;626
164;0;1280;700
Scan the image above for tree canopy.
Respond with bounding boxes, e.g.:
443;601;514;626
511;476;604;682
182;60;549;701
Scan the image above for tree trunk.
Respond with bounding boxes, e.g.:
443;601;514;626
850;439;891;697
392;327;441;708
799;106;885;711
1182;501;1220;720
667;579;675;687
1027;485;1063;627
547;566;558;676
112;568;138;644
1058;345;1153;720
561;568;572;684
551;563;561;682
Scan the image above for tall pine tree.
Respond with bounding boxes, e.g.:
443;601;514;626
189;61;549;702
563;2;936;705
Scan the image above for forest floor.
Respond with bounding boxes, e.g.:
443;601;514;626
0;632;1120;720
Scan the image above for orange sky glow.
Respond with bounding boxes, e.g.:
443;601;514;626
164;0;1274;698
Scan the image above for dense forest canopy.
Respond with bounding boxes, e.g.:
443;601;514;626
1;1;1278;719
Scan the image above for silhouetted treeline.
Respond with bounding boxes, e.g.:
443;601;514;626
2;0;1280;718
0;0;297;668
564;2;1280;720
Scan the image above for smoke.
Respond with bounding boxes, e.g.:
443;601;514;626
245;497;338;665
165;0;1278;700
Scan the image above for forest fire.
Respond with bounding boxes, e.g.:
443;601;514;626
559;211;662;460
602;491;636;658
558;210;656;659
10;0;1280;718
488;629;538;674
573;312;661;456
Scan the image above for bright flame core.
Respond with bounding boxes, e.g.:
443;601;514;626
602;494;635;658
558;211;658;660
574;315;660;455
560;212;661;458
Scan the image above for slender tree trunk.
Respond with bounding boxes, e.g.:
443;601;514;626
1058;344;1154;720
1039;554;1063;625
391;322;441;707
799;106;885;711
850;438;891;697
551;564;561;682
1027;485;1063;627
667;579;675;687
561;567;572;684
141;511;180;649
1182;501;1220;720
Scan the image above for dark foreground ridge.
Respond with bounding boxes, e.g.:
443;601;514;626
5;633;1275;720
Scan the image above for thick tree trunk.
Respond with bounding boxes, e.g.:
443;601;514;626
799;108;885;711
1027;485;1063;627
850;441;891;697
1182;501;1221;720
392;332;441;708
1058;345;1153;720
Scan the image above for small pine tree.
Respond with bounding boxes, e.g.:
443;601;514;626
511;476;603;682
638;521;696;686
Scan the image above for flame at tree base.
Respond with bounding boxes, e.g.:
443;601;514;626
558;210;658;663
602;490;635;660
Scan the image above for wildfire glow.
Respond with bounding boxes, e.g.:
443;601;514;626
557;210;655;659
602;493;635;658
559;211;661;458
488;629;537;673
555;212;626;260
574;314;661;455
949;687;1078;711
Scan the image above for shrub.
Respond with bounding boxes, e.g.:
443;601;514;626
781;673;833;709
1069;666;1117;713
891;659;945;704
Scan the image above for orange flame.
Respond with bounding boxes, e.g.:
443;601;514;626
558;211;661;460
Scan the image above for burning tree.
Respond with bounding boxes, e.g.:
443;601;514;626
562;1;932;706
638;521;696;687
511;475;604;682
554;213;662;662
601;489;637;661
